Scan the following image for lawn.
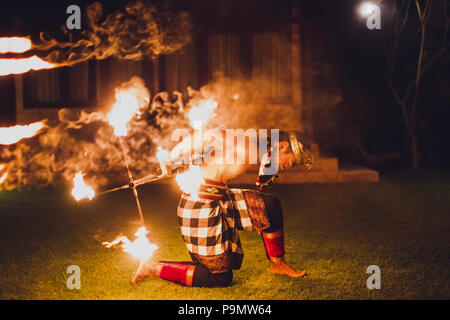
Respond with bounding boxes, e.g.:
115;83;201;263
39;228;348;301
0;170;449;299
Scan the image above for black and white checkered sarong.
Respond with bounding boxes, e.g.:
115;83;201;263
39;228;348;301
177;188;270;273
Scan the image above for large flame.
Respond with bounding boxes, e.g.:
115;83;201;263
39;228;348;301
0;55;57;76
175;165;204;200
107;90;141;137
0;37;32;54
71;172;95;201
0;121;45;145
156;146;170;175
102;226;158;261
187;99;218;129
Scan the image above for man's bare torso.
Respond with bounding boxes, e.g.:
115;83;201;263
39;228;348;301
170;128;257;183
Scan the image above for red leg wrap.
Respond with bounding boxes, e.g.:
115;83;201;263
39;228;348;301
261;229;285;259
159;262;196;286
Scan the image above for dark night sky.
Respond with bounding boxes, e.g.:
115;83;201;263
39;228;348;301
0;0;449;167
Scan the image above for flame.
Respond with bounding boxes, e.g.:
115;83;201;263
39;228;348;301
174;100;217;196
187;99;218;129
71;171;95;201
107;90;141;137
0;165;7;185
0;121;45;145
0;172;7;185
175;165;204;200
0;55;57;76
156;146;170;175
102;226;158;261
0;37;32;54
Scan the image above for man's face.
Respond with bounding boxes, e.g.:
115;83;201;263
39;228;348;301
277;141;296;170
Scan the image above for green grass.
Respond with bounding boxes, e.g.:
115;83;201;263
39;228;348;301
0;170;449;299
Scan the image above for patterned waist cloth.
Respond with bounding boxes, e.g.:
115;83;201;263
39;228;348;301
183;179;228;200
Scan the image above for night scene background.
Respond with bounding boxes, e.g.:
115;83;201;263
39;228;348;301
0;0;448;300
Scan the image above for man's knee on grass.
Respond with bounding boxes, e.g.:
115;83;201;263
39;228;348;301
192;265;233;288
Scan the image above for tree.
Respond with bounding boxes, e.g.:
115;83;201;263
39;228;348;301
384;0;449;169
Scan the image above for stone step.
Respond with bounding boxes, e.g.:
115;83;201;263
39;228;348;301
313;157;338;171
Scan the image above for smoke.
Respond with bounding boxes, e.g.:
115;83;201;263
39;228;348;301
0;77;190;190
33;0;191;66
0;72;314;191
189;75;304;132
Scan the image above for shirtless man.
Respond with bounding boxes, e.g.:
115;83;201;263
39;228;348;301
131;129;313;287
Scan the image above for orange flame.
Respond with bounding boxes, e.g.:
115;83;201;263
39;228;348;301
0;37;32;54
107;90;141;137
71;172;95;201
175;165;204;200
156;146;170;175
102;226;158;261
187;99;218;129
0;172;7;185
0;165;7;185
174;100;217;196
0;55;57;76
0;121;45;145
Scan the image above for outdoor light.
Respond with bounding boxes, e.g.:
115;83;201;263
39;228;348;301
359;2;378;17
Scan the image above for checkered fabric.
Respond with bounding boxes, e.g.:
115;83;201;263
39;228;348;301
177;188;254;258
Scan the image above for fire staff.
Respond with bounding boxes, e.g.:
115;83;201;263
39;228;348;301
131;130;314;287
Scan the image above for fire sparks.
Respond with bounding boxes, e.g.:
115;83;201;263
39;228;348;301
107;90;141;137
187;99;218;129
0;37;32;54
0;55;57;76
175;165;204;200
71;172;95;201
103;226;158;261
0;121;45;145
156;147;170;175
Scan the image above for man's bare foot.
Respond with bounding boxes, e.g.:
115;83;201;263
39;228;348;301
130;259;162;285
269;258;307;278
